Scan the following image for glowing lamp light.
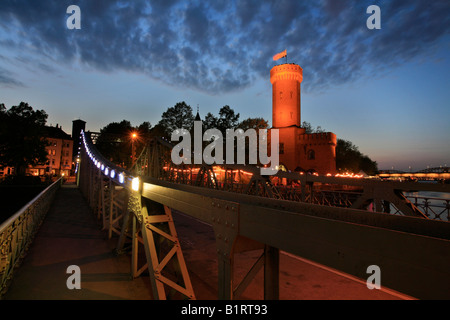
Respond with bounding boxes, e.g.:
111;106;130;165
97;161;101;169
131;177;140;191
118;173;125;184
101;164;105;171
104;167;109;176
110;170;116;179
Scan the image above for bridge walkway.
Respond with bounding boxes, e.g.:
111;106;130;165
3;181;409;300
3;182;152;300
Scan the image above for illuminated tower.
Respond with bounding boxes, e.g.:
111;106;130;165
270;64;303;128
270;63;336;175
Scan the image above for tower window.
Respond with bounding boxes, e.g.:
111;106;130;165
279;143;284;154
307;149;315;160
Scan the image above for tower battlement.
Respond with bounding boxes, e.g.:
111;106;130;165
270;64;303;84
299;132;337;145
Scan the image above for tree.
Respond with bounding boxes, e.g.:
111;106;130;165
202;105;241;133
95;120;152;168
157;101;194;137
302;121;325;134
217;105;240;133
95;120;132;167
335;139;361;173
358;154;378;176
336;139;378;175
137;121;152;136
0;102;49;175
203;112;218;131
238;117;269;131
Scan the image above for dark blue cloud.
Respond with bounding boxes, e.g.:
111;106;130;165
0;0;448;93
0;66;25;88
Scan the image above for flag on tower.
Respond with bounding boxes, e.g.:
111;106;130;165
273;49;287;61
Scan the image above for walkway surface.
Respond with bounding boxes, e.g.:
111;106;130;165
4;182;411;300
4;183;152;300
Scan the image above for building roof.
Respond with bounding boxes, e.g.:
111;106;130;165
42;125;72;140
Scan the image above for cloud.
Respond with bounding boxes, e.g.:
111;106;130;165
0;66;25;88
0;0;448;94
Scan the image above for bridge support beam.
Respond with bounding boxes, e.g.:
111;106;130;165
210;199;239;299
121;193;196;300
210;199;280;300
264;245;279;300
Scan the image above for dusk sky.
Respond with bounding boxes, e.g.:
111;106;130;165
0;0;449;171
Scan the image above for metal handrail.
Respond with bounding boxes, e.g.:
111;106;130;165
0;177;62;297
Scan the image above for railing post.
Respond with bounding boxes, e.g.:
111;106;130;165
264;245;279;300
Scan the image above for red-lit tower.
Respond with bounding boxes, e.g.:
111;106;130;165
270;63;303;128
270;63;336;174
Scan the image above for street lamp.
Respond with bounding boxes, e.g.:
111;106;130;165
131;132;138;166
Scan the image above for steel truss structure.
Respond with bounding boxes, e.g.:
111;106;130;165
77;132;450;300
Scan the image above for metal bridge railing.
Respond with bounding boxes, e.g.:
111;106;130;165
0;177;62;297
77;131;450;300
127;132;450;222
406;196;450;221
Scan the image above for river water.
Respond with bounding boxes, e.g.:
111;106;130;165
403;182;450;221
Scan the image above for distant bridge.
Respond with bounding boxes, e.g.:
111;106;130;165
378;167;450;181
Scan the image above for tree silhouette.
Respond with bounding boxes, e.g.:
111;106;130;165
336;139;378;175
238;117;268;131
202;105;241;133
95;120;152;168
217;105;240;133
0;102;48;175
157;101;194;137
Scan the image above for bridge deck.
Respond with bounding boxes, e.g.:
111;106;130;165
3;181;409;300
4;182;152;300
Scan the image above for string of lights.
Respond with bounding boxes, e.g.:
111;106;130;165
78;130;141;192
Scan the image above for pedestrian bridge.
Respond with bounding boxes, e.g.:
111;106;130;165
1;131;450;300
